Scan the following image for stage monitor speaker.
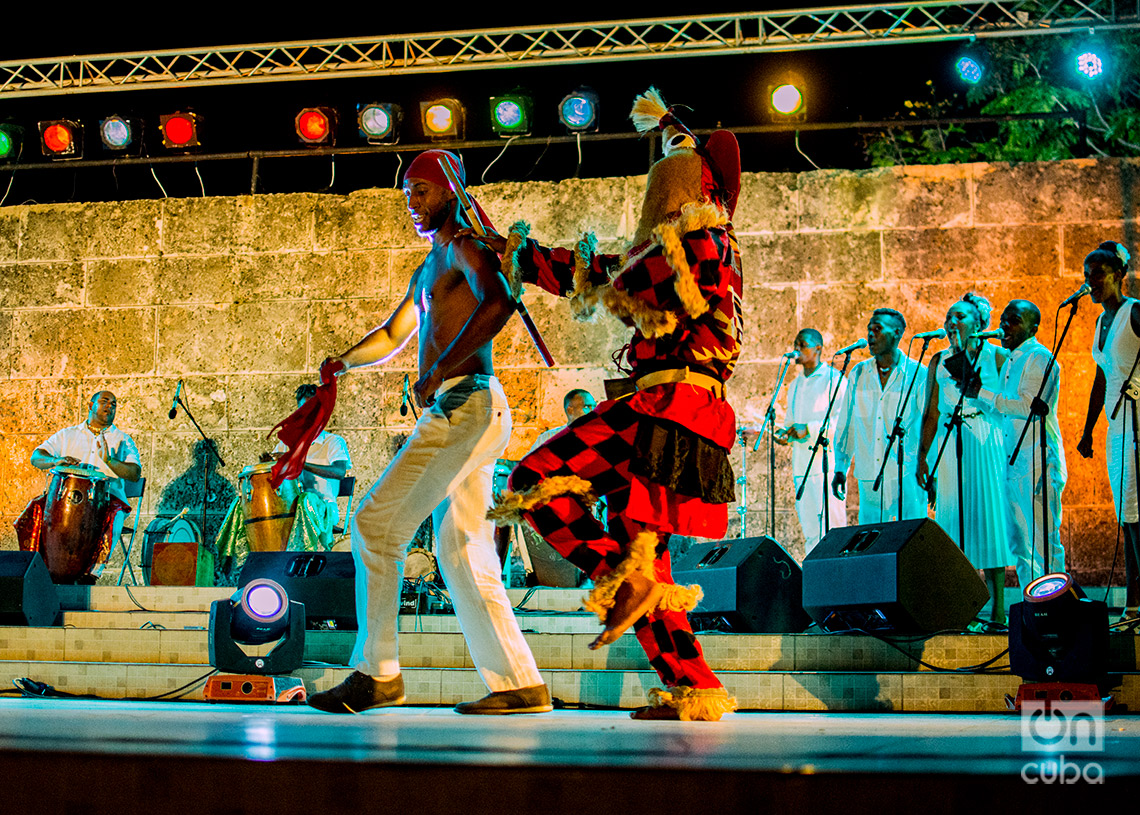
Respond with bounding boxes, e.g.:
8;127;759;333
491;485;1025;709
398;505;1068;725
672;536;813;633
238;552;356;629
0;552;61;627
1009;598;1110;683
802;518;988;633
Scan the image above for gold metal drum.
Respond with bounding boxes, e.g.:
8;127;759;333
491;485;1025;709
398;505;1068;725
238;462;300;552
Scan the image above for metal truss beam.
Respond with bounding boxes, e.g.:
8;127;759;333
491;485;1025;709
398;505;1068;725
1;2;1138;99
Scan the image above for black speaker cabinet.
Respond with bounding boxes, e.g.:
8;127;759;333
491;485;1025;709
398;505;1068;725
238;552;356;629
0;552;61;627
672;536;812;633
802;518;988;633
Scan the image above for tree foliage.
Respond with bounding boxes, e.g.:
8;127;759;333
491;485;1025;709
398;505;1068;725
864;31;1140;166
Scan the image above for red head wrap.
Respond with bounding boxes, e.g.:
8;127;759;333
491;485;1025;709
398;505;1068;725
403;149;464;190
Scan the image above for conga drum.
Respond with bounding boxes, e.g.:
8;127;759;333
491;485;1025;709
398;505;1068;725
41;466;112;583
238;462;301;552
141;516;209;586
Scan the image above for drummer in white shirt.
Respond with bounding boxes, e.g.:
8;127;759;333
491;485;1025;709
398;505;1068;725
29;390;142;576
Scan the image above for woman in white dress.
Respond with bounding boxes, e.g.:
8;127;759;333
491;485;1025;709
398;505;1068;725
1078;240;1139;621
916;293;1012;625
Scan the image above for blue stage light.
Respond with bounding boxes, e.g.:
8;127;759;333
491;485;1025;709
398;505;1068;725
1077;50;1105;80
955;56;984;84
99;116;133;151
559;88;599;133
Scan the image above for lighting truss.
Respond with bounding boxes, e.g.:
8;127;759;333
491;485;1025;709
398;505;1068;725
1;2;1138;99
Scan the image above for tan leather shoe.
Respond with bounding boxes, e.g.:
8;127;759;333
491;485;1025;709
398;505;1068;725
454;684;553;715
308;671;405;714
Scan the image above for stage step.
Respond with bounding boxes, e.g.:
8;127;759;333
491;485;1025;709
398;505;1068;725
1;660;1137;711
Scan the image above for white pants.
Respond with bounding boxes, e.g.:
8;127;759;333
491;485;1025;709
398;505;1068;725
856;476;926;526
794;474;847;555
349;375;542;692
1007;472;1066;588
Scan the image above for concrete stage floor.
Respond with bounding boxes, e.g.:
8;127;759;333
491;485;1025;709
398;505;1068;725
1;698;1137;812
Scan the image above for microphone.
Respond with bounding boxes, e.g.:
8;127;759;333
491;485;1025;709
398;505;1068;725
969;329;1005;340
833;338;868;356
168;379;183;420
400;373;410;417
782;350;798;359
912;329;947;340
1059;282;1091;308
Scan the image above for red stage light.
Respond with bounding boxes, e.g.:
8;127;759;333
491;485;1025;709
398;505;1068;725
37;120;82;158
43;124;71;153
295;107;335;145
160;112;200;149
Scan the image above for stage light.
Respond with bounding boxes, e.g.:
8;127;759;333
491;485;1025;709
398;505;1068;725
559;88;599;133
38;119;82;159
0;124;21;162
490;91;533;137
767;73;806;122
1009;572;1109;688
295;106;336;146
208;578;305;674
98;116;135;151
420;98;464;139
358;102;401;144
955;55;985;85
160;111;200;149
1076;49;1105;80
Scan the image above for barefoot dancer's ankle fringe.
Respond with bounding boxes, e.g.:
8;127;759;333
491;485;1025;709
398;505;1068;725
582;530;658;620
646;685;737;722
658;582;703;613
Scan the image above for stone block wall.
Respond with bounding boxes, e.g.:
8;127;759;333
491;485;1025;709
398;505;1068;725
1;158;1137;586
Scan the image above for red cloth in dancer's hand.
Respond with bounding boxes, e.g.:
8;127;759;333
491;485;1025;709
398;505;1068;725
268;358;345;488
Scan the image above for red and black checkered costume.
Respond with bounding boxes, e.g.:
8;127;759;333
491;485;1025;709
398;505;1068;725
491;196;743;719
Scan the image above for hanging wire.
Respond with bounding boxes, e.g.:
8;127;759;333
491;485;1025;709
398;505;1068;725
194;163;205;197
481;136;518;184
329;155;336;190
0;142;20;207
795;130;821;170
392;153;404;188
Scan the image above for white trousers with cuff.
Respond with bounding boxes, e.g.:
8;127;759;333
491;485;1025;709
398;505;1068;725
349;375;543;692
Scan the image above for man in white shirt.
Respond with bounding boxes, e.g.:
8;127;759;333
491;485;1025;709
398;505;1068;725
216;384;352;573
527;388;598;453
975;300;1066;587
776;329;848;555
28;390;142;578
832;309;929;524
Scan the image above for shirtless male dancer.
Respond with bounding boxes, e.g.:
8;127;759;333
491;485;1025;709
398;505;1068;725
308;150;550;715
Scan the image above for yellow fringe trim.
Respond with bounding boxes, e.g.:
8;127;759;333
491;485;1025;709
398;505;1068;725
630;86;670;133
500;221;530;300
486;475;595;527
649;201;729;321
582;530;659;620
646;686;738;722
570;231;604;321
657;582;703;613
601;286;679;338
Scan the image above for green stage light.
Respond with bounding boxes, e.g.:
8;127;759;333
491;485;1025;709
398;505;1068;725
358;102;401;144
490;91;533;137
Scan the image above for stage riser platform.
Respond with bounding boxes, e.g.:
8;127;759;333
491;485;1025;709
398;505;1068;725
11;660;1130;712
5;625;1140;672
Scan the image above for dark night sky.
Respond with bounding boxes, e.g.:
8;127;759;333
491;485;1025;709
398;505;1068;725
0;4;967;202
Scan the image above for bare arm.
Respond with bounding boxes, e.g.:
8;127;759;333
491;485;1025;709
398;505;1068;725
1079;366;1107;459
31;448;78;470
336;275;420;371
303;459;348;481
413;237;515;406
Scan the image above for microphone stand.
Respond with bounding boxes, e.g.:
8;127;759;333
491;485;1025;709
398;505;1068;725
754;355;794;539
874;337;937;520
797;349;856;536
172;390;226;566
928;344;983;551
1009;299;1082;576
